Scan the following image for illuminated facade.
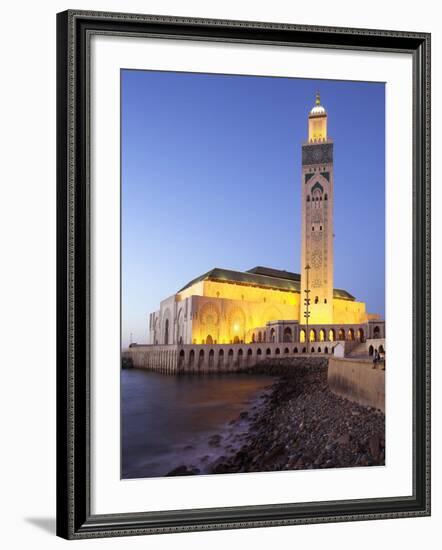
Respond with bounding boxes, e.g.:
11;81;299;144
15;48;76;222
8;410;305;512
148;95;383;347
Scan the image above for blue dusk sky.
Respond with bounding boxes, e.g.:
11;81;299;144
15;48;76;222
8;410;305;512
121;70;385;347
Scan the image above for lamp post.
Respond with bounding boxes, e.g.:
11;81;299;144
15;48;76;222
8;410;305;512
303;264;311;344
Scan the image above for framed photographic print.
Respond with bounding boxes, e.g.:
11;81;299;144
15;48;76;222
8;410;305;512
56;10;431;539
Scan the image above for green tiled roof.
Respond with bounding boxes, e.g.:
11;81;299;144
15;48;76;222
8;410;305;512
178;266;355;301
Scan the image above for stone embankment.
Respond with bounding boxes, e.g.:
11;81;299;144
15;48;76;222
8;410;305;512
167;357;385;475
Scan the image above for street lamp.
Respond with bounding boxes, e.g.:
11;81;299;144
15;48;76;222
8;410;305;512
303;264;311;344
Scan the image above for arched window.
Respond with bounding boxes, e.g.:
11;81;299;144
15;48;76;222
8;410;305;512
228;349;234;366
257;348;262;356
307;195;310;202
309;329;316;342
369;345;374;356
328;329;335;341
283;327;292;342
324;298;327;303
237;348;243;365
311;347;315;353
373;326;381;338
164;319;169;345
338;328;345;340
300;329;306;343
218;349;224;366
208;349;215;367
266;348;271;356
347;328;355;341
270;328;276;343
324;193;328;200
315;296;319;304
275;348;280;355
284;347;289;354
319;329;325;342
324;347;328;354
294;347;298;354
302;347;306;353
198;349;205;368
318;347;321;353
206;334;213;345
357;328;364;342
258;331;262;343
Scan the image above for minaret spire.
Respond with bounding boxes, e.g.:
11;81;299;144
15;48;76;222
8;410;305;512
301;95;334;325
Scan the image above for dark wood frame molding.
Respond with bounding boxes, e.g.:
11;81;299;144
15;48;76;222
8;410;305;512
56;10;431;539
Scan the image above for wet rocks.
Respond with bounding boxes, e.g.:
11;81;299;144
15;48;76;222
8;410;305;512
208;434;222;447
166;465;200;476
206;361;385;474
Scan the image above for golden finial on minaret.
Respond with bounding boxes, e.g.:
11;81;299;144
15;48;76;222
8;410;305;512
315;91;321;106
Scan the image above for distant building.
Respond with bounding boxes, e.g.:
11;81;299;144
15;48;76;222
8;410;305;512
148;94;384;347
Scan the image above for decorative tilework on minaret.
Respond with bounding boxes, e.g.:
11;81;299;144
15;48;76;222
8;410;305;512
300;93;334;326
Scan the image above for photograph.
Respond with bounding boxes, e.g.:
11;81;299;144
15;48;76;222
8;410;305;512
121;70;386;480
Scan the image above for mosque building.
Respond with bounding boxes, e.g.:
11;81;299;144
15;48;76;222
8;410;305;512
147;94;384;350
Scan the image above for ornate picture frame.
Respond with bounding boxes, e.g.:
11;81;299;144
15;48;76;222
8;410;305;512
56;10;430;539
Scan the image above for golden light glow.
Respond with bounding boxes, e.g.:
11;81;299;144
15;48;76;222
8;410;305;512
178;273;368;345
308;116;327;142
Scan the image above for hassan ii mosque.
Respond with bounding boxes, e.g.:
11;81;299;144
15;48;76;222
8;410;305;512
129;94;385;372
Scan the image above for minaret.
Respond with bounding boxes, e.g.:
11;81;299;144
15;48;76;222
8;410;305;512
300;92;334;327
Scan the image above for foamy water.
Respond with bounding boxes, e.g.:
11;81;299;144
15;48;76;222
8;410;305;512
121;369;275;478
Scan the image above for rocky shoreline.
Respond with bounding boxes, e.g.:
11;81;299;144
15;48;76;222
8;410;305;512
167;359;385;476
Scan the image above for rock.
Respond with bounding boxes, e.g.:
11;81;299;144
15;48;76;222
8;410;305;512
337;432;350;446
368;435;380;459
166;465;196;476
239;411;249;419
208;434;222;447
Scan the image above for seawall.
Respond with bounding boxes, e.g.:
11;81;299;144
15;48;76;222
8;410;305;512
328;357;385;412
